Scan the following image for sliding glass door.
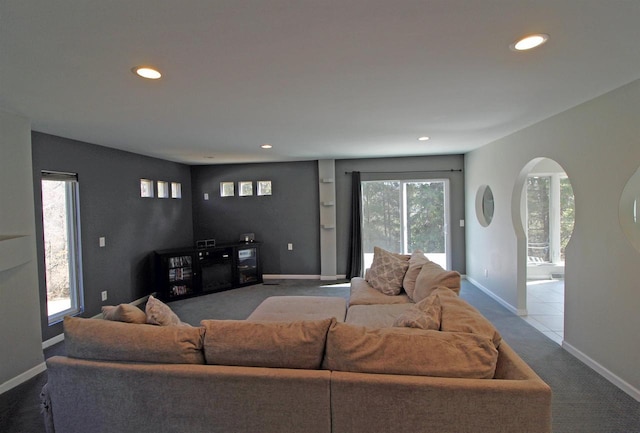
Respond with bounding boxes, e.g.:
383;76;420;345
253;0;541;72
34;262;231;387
361;179;450;269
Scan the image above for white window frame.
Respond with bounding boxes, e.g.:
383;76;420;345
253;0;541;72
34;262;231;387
41;171;84;325
361;178;451;270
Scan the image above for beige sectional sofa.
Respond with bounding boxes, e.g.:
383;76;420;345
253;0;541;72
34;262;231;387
42;253;552;433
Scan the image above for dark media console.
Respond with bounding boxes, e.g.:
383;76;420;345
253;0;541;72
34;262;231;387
155;242;262;301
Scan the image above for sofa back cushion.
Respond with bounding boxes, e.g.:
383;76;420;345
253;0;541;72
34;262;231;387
412;261;461;301
402;250;430;299
433;287;502;347
201;318;334;369
64;316;205;364
323;322;498;379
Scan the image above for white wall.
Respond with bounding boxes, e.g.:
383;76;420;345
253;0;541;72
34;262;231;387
0;109;44;391
465;79;640;398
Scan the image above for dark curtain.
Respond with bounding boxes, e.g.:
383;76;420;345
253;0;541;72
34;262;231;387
346;171;363;278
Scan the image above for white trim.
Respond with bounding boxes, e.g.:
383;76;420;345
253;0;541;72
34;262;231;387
42;333;65;349
465;276;527;316
263;274;347;280
563;341;640;402
0;362;47;395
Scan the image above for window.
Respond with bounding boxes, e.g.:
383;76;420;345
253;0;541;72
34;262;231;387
157;181;169;198
171;182;182;198
527;174;575;263
140;179;154;197
41;171;84;324
361;179;450;269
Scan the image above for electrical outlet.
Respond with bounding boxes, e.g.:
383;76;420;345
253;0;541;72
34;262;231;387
484;269;489;278
99;236;106;247
101;291;108;301
287;243;293;251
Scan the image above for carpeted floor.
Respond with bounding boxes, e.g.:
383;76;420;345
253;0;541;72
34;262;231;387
1;279;639;433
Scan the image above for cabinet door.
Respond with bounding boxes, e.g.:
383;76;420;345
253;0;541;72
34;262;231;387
163;254;197;299
236;246;260;285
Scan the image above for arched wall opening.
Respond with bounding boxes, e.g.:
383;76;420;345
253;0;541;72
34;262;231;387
512;157;575;344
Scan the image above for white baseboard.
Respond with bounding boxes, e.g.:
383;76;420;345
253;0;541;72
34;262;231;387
563;341;640;402
465;276;527;316
263;274;347;280
0;361;47;395
42;333;65;349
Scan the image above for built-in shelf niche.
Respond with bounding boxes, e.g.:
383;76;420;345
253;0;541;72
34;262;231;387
0;235;32;272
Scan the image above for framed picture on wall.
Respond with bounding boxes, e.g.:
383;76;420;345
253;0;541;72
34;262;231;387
220;182;235;197
239;181;253;196
257;180;272;196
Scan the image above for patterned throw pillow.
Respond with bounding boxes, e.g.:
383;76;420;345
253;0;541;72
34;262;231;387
393;294;442;330
366;247;410;295
145;295;182;326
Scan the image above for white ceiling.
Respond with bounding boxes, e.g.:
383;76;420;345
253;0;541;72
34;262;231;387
2;0;640;165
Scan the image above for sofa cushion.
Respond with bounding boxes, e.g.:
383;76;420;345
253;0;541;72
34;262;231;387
247;296;347;322
393;294;442;330
402;250;430;299
412;261;461;301
349;277;412;306
323;322;498;379
64;316;205;364
365;247;410;296
201;318;334;369
434;287;502;347
101;303;147;324
346;304;414;328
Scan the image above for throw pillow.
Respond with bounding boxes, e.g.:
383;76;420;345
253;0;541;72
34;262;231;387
392;294;441;330
412;261;461;302
323;322;498;379
201;318;334;369
102;303;147;324
366;247;410;296
145;295;181;326
402;250;430;300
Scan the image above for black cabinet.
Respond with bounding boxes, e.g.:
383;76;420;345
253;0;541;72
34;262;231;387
155;243;262;301
236;245;261;286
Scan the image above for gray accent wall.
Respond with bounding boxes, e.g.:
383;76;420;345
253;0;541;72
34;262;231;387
335;155;466;275
32;132;193;341
191;161;320;275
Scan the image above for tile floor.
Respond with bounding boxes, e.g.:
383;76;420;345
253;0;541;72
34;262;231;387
523;279;564;344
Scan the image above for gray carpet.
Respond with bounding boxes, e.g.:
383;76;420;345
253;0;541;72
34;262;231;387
170;278;640;433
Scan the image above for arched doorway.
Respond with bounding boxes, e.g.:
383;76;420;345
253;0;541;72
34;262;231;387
513;158;574;344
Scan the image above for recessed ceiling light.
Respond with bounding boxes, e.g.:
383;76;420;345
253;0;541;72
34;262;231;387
261;144;273;149
417;136;430;141
132;66;162;80
510;34;549;51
